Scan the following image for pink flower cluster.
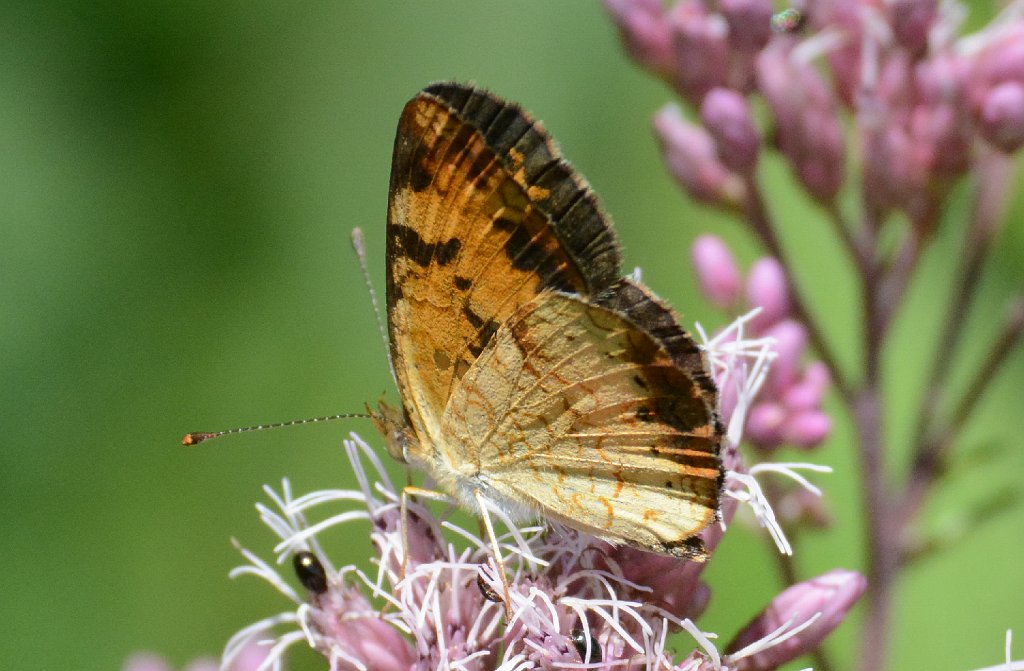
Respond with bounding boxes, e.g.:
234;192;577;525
608;4;1024;669
216;432;863;671
692;235;831;451
608;0;1024;219
149;263;861;670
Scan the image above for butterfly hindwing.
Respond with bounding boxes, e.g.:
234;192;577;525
439;282;721;556
387;83;621;442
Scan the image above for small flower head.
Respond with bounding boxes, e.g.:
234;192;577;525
744;258;789;333
889;0;939;56
700;87;761;175
720;0;774;53
604;0;676;77
724;569;867;671
654;104;746;209
666;1;731;102
979;82;1024;152
756;41;846;203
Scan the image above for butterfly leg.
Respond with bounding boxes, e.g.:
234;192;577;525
399;485;450;580
473;488;514;620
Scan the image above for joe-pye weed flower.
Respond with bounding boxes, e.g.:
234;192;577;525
607;1;1024;670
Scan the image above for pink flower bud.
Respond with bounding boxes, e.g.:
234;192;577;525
811;3;864;108
916;54;969;106
890;0;938;56
876;54;914;110
701;87;761;174
794;109;846;202
604;0;675;76
692;234;743;308
746;402;786;447
783;410;832;448
756;44;846;202
783;361;830;410
654;104;746;208
911;102;972;180
721;0;774;52
310;587;417;671
802;360;831;394
668;1;731;102
745;257;789;331
764;319;808;395
725;569;867;670
979;82;1024;152
972;26;1024;90
863;123;930;216
756;44;802;142
782;382;822;411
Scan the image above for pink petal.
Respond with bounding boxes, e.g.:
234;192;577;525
692;234;743;308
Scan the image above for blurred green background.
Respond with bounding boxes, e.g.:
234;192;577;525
2;2;1022;670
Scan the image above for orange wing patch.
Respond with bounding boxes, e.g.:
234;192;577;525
386;84;620;443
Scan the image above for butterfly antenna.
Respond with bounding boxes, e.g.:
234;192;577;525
182;413;370;446
351;227;396;384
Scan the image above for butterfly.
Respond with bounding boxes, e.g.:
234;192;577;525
370;81;724;562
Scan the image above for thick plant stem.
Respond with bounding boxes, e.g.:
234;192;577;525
855;387;897;671
856;202;899;671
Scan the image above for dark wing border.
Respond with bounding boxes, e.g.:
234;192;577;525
420;81;622;294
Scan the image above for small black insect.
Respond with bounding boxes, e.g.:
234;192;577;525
477;573;503;603
293;550;328;595
570;627;602;665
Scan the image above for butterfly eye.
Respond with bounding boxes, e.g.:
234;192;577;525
397;431;411;464
293;551;328;594
371;402;412;464
383;427;410;464
570;627;602;665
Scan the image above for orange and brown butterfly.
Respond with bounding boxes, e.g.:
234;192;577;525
371;81;724;561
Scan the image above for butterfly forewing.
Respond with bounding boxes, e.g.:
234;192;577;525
381;82;723;558
386;83;621;443
439;285;721;556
